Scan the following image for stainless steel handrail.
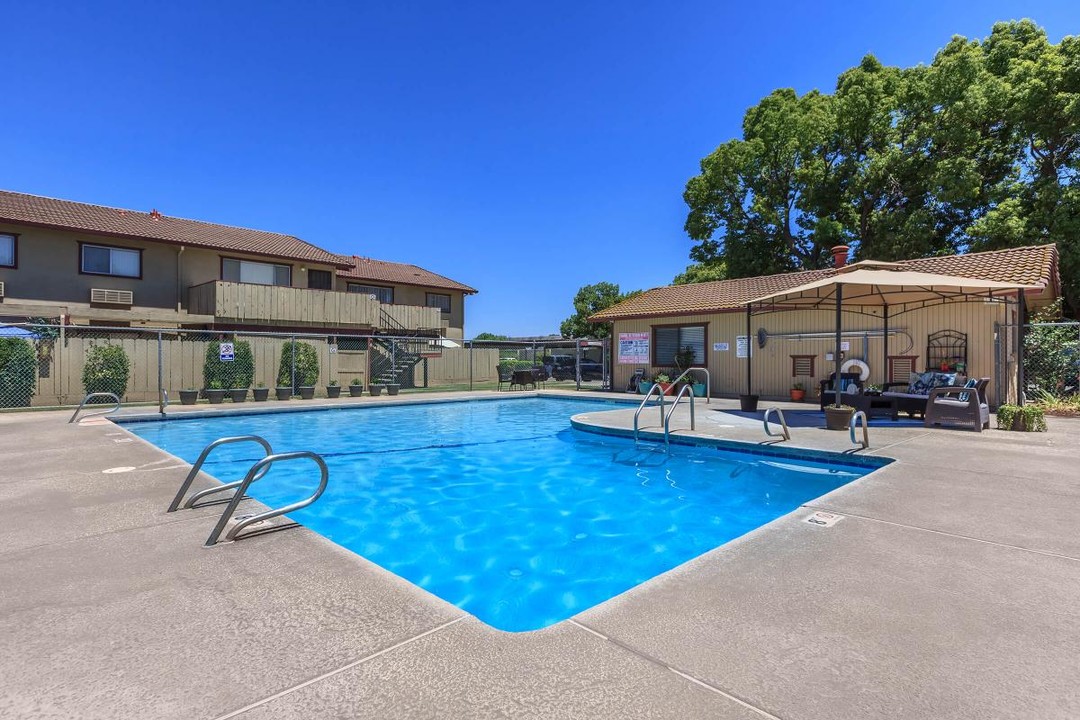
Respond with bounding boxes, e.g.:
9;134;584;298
670;368;711;404
633;382;667;442
763;407;790;441
68;392;122;424
167;435;274;512
663;384;697;445
850;410;869;449
205;451;329;546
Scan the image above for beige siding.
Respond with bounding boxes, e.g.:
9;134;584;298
336;278;467;337
612;300;1012;404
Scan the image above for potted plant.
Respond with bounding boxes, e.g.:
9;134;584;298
349;377;364;397
299;385;316;400
178;388;199;405
82;343;130;402
204;340;254;405
326;380;341;398
824;404;855;430
252;383;269;402
386;383;400;396
739;394;759;412
205;380;226;404
653;372;673;396
275;385;292;401
790;382;805;402
229;387;248;403
277;340;320;400
369;383;385;397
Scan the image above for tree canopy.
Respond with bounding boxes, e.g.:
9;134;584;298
560;282;641;338
684;20;1080;311
673;261;728;285
472;332;510;341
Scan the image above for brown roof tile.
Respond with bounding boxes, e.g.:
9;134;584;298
590;244;1059;321
0;190;351;267
339;256;477;294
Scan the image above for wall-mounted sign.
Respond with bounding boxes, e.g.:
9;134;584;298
736;336;752;359
713;342;729;352
618;332;650;364
219;342;235;362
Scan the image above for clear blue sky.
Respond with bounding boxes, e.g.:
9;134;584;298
3;1;1074;337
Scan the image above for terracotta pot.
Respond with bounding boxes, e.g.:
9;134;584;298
790;389;805;402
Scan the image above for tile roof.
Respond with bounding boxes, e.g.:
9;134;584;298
590;244;1059;321
339;256;477;294
0;190;351;267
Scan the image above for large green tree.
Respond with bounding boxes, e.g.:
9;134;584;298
560;282;640;338
684;20;1080;312
673;261;727;285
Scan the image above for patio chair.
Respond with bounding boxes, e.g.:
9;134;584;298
497;365;513;391
923;378;990;432
818;372;864;411
882;370;967;419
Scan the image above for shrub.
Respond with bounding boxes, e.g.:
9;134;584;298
203;340;254;389
0;338;37;408
277;340;320;389
82;344;130;401
996;404;1048;432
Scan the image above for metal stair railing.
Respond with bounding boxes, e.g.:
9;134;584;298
762;407;791;441
850;410;869;449
69;392;122;424
670;368;711;404
204;451;329;546
167;435;274;513
662;384;697;446
633;383;667;443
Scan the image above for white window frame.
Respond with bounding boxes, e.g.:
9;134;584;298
221;258;291;287
0;233;15;268
80;243;141;278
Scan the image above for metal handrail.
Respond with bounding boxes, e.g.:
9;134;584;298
850;410;869;449
205;451;329;546
670;368;711;404
763;407;790;441
68;392;121;424
167;435;274;512
633;382;667;442
663;384;697;445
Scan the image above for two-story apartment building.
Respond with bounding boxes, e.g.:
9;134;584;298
0;190;474;336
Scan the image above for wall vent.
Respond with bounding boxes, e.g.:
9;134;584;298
90;288;134;305
0;281;5;299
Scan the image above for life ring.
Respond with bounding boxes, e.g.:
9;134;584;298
841;358;871;381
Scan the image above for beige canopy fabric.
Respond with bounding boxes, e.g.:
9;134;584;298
742;264;1044;410
749;265;1042;310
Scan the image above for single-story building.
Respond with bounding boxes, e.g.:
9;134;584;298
590;244;1060;407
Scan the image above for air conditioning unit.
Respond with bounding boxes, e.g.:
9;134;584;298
90;288;134;305
0;281;5;299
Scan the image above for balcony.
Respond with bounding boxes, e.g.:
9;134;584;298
188;281;441;331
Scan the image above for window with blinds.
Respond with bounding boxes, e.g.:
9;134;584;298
652;325;705;366
791;355;815;377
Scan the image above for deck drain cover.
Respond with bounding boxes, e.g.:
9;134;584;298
103;466;137;474
805;511;843;527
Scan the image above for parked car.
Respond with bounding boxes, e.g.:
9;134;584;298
550;355;604;381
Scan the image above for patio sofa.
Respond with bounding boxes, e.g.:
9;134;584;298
818;372;864;411
881;371;968;419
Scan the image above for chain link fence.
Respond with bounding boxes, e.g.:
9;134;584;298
0;323;610;410
1022;321;1080;401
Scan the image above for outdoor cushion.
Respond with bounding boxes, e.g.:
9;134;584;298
957;377;978;402
907;371;934;394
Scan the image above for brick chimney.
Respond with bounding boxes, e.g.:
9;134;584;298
831;245;850;269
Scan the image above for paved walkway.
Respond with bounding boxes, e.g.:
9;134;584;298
1;392;1078;719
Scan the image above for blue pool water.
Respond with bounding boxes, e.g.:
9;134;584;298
125;397;882;631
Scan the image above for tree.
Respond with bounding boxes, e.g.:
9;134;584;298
560;282;640;338
682;20;1080;313
472;332;510;341
673;261;727;285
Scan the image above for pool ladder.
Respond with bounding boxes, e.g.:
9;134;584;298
166;434;330;546
633;380;699;449
69;392;122;423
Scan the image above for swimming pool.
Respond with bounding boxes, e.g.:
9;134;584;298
125;397;885;631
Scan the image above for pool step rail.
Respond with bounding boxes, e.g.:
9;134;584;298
850;410;870;449
633;383;667;444
762;407;791;442
662;384;697;446
69;392;122;424
167;435;274;512
205;451;329;546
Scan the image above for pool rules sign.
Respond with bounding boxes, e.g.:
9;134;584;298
618;332;649;364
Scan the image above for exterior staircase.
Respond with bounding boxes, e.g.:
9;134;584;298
370;308;443;388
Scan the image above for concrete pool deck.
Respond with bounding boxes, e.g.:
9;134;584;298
1;391;1078;719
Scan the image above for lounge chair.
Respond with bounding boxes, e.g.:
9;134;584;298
924;378;990;432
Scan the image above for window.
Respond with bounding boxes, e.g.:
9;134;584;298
80;243;141;277
791;355;815;377
221;258;291;286
348;283;394;304
0;233;15;267
307;269;333;290
426;292;451;314
652;324;706;367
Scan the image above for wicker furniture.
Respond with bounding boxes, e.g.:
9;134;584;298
923;378;990;432
818;372;864;411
